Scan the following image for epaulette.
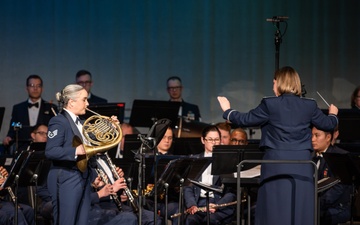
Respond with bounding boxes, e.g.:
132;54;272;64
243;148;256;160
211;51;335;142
262;96;277;99
300;97;315;101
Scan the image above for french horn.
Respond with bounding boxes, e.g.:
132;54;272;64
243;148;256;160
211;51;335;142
73;108;122;172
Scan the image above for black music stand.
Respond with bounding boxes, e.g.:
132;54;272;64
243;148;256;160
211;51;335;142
323;152;360;225
134;118;172;225
1;150;32;225
150;157;212;225
129;100;181;128
79;102;125;122
188;178;223;225
211;145;263;175
0;107;5;132
19;149;49;225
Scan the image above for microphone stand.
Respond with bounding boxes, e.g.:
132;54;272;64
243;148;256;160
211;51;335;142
274;21;281;71
14;174;19;225
267;16;288;71
12;122;22;156
136;141;145;225
137;121;158;225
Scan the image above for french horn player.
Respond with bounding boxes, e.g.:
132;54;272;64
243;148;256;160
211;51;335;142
45;84;123;225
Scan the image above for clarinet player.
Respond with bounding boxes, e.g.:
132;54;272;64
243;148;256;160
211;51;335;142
93;152;162;225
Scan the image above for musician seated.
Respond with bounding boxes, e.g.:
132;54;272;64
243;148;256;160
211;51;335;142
312;126;352;225
89;171;138;225
183;125;236;225
215;122;231;145
37;159;139;225
0;166;35;225
230;127;248;146
145;127;180;224
93;153;162;225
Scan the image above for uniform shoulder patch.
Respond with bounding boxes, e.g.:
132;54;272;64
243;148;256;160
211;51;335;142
48;130;58;138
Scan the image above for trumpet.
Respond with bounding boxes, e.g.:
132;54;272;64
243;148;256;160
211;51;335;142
74;108;122;172
170;201;238;218
0;170;16;205
103;152;139;213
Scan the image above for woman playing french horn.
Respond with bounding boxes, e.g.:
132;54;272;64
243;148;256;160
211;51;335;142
45;84;122;225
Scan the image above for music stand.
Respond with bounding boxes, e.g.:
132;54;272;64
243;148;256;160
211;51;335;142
211;144;263;175
149;157;212;224
1;150;32;225
321;109;360;142
21;150;50;225
80;102;126;123
27;142;47;152
129;100;181;128
188;178;223;225
172;137;204;156
323;152;360;225
134;118;172;225
0;107;5;132
149;157;212;196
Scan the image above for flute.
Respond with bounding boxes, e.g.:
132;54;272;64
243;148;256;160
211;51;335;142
170;201;238;218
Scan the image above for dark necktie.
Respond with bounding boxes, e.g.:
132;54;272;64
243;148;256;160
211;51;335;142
75;117;81;125
313;155;322;163
315;155;326;179
28;102;39;108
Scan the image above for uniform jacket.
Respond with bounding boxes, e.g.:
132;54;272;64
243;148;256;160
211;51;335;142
316;145;351;210
184;153;235;209
223;94;338;151
45;110;96;225
181;101;201;121
6;99;57;144
45;110;83;163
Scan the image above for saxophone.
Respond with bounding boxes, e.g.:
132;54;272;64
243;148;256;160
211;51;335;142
95;167;123;211
103;152;139;213
0;171;16;204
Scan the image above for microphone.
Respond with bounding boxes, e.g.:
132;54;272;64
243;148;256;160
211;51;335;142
266;16;289;22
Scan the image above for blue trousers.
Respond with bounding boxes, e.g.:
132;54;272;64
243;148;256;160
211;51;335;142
0;201;34;225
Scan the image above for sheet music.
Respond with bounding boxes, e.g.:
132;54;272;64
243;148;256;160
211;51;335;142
5;158;13;166
233;165;261;178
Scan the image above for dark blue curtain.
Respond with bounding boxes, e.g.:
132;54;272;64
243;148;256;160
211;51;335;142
0;0;359;138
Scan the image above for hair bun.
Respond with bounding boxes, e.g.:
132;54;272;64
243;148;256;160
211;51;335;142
55;92;63;103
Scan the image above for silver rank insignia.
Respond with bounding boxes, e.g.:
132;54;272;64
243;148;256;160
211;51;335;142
48;130;58;138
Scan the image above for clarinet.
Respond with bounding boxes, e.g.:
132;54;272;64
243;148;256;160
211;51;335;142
0;173;16;205
95;167;123;211
104;152;139;213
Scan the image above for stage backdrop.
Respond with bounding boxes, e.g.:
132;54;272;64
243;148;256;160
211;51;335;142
0;0;359;140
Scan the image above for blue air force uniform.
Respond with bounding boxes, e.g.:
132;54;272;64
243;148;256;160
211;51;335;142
45;110;96;225
223;94;338;225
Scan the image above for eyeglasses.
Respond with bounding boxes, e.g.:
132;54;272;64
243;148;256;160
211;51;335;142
77;81;92;86
28;84;42;88
204;138;220;143
35;131;47;136
167;86;182;91
230;138;247;145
